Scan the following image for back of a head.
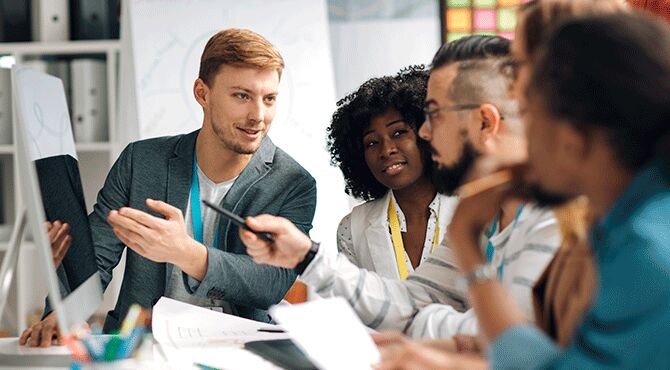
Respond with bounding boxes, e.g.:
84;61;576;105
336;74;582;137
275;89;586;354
516;0;628;59
431;35;517;127
529;13;670;169
198;28;284;86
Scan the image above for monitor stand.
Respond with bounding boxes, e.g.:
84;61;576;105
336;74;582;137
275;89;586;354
0;210;72;366
0;210;27;323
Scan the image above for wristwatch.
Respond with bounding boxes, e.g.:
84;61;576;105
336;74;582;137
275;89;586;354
462;264;497;288
294;240;320;275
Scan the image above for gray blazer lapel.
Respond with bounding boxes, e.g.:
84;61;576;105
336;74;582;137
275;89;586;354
219;136;276;250
165;130;198;280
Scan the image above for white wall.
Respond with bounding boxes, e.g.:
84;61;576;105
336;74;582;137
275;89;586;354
330;17;441;100
327;0;441;99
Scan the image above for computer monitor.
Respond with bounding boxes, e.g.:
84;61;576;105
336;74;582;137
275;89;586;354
0;65;102;337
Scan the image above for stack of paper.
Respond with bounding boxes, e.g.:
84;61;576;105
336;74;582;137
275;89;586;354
151;297;287;369
152;297;289;348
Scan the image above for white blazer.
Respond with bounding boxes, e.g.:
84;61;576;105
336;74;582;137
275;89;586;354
337;191;458;279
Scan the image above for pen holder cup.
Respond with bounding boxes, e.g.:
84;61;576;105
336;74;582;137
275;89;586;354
66;328;146;364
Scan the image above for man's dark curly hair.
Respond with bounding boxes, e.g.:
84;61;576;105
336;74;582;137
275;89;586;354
326;65;433;201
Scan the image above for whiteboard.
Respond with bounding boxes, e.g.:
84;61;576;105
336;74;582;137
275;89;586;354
120;0;350;243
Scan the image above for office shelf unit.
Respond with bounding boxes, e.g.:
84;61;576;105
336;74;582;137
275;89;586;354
0;40;120;335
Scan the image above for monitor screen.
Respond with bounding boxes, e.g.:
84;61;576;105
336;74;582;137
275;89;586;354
10;65;102;334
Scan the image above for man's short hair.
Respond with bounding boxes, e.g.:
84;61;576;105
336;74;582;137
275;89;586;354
529;13;670;168
198;28;285;86
431;35;517;124
431;35;510;71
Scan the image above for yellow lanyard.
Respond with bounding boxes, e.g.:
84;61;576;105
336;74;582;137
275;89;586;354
388;197;440;280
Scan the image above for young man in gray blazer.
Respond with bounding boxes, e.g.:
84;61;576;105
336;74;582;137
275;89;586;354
21;28;316;345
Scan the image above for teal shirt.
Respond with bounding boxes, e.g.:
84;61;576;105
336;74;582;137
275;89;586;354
489;159;670;369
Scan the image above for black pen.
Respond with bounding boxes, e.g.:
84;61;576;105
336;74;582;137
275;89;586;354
257;327;286;333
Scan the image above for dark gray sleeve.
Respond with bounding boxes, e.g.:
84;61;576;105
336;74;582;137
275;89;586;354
184;175;317;309
88;143;134;292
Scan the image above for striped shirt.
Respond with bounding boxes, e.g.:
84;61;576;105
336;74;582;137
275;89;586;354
300;204;560;337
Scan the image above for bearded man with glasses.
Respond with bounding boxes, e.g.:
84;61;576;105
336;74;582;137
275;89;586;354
238;35;562;349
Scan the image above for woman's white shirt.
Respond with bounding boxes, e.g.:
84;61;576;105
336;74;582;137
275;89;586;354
336;191;458;279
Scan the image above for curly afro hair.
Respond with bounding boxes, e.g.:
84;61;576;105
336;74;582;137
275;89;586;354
327;65;432;201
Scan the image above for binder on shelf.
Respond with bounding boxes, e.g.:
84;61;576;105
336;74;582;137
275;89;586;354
0;68;10;145
71;59;108;143
0;0;31;42
0;160;5;226
22;59;48;74
47;61;72;113
0;161;4;226
70;0;120;40
31;0;70;42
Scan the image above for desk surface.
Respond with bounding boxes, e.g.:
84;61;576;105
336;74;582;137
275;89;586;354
0;338;71;369
0;337;282;369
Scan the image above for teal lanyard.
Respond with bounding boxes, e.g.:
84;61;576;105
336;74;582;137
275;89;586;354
485;204;525;278
190;151;219;248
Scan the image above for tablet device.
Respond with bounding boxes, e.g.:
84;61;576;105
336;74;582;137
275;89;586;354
202;199;274;242
245;339;317;370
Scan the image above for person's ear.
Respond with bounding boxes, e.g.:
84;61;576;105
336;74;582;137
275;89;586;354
478;103;502;143
193;79;209;109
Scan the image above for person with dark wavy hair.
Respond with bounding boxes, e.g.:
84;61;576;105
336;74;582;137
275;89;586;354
381;12;670;369
326;66;457;278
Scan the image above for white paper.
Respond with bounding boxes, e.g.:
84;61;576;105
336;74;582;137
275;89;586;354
152;297;289;349
12;65;77;161
270;297;380;370
152;297;285;369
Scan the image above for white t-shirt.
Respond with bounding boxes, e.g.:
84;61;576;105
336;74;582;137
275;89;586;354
164;165;237;313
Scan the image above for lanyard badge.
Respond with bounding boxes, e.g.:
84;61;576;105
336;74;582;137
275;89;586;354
191;151;219;248
387;196;441;280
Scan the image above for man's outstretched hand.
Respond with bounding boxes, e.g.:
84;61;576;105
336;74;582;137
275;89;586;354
240;214;312;269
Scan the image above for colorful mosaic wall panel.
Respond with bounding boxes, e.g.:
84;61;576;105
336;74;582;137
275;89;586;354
442;0;530;42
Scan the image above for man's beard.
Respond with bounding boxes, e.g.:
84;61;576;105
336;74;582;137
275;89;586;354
433;142;479;195
212;122;264;155
432;142;572;207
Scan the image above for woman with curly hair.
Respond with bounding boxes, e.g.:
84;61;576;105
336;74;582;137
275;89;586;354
327;66;457;279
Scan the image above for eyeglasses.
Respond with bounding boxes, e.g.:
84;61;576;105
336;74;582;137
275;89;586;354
422;103;481;132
